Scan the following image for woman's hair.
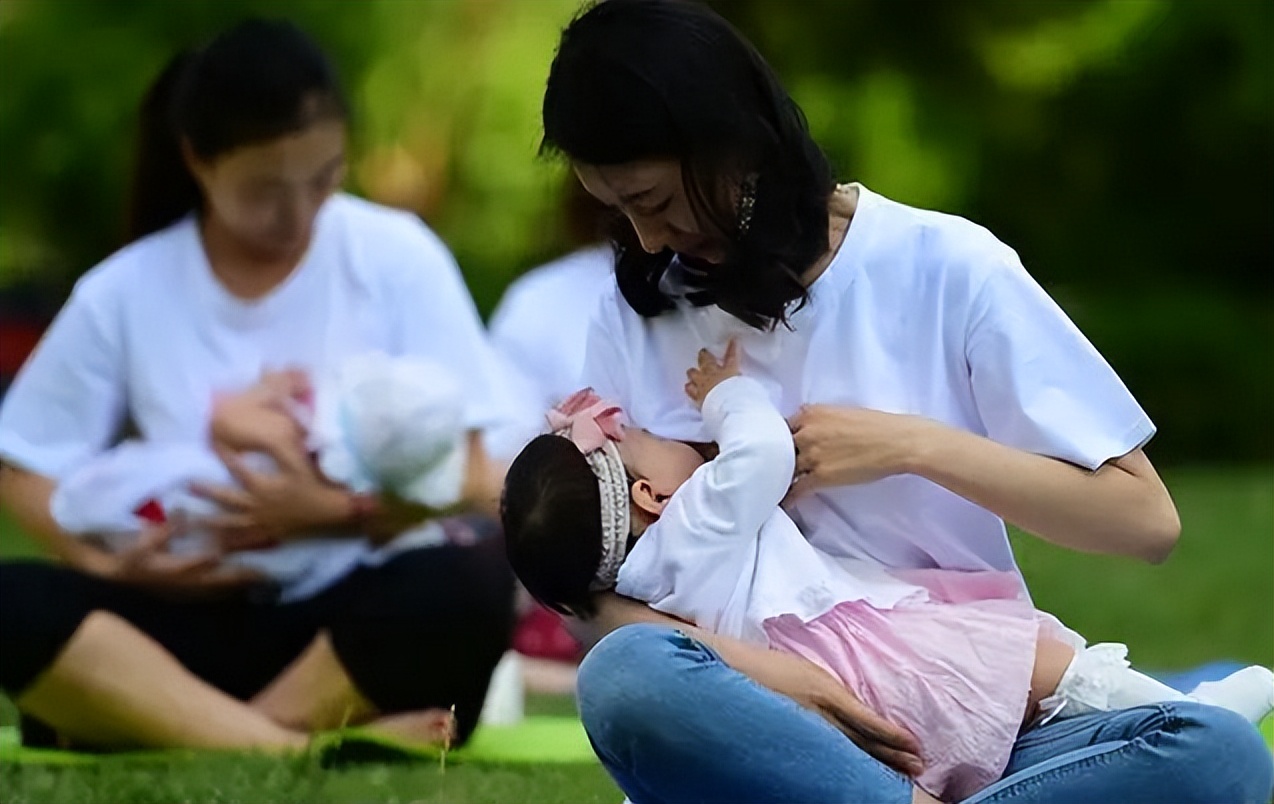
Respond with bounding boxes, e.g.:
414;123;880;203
501;434;608;617
126;18;349;242
542;0;835;330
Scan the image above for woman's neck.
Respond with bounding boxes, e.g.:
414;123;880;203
199;214;308;301
801;183;858;288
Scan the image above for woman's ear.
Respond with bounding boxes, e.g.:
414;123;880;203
180;137;211;190
630;477;669;518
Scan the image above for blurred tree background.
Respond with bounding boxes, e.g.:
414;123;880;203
0;0;1269;463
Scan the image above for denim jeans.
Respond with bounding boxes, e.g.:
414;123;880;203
577;624;1273;804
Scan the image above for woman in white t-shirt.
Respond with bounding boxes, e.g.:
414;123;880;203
0;20;516;751
536;2;1272;803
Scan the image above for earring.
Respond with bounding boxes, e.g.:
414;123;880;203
736;174;757;237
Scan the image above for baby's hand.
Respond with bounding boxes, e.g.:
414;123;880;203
256;369;313;410
685;339;741;409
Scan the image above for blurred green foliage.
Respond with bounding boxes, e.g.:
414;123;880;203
0;0;1269;462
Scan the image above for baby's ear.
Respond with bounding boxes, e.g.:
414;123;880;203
630;478;667;517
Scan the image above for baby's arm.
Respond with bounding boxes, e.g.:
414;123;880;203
209;370;310;457
680;340;796;534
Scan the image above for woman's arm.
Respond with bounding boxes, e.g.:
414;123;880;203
458;430;507;521
789;406;1180;562
0;465;234;584
588;592;924;776
0;465;106;569
198;428;507;550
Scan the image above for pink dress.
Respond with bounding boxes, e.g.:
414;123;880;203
613;378;1050;801
764;568;1040;801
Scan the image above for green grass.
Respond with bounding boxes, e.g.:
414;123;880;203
0;465;1270;803
0;753;619;804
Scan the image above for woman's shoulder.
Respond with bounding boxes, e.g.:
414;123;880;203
862;188;1012;260
850;186;1022;291
324;194;450;254
70;217;198;307
321;194;459;284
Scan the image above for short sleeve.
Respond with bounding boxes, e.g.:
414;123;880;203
0;280;126;478
387;220;519;434
965;253;1154;470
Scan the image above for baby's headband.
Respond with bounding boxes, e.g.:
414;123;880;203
547;389;630;591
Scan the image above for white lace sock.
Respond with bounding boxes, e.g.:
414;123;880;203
1040;643;1188;721
1189;666;1274;723
1042;644;1274;724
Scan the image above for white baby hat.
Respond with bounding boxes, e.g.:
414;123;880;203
310;352;468;509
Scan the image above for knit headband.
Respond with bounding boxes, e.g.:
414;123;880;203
545;389;631;591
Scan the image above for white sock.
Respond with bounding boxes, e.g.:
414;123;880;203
1104;667;1191;709
1045;643;1189;720
1189;666;1274;723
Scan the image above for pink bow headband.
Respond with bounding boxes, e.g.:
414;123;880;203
545;388;626;453
546;388;630;592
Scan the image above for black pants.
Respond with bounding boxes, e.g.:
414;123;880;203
0;528;515;745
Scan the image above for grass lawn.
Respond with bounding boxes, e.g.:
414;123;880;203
0;464;1270;803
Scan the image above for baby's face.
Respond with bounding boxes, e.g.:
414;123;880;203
618;429;706;501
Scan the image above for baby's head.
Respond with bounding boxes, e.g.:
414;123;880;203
501;389;704;617
313;353;468;510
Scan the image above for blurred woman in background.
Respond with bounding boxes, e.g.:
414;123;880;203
0;19;516;751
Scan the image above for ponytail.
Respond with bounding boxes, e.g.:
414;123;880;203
125;50;201;243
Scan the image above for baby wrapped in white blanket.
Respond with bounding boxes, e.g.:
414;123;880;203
51;353;468;601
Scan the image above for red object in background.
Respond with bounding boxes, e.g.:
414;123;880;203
0;319;44;381
133;499;168;525
513;602;583;664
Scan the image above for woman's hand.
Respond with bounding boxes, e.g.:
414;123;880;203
786;405;929;500
78;524;260;590
190;441;352;550
589;592;924;776
789;405;1180;562
759;646;925;777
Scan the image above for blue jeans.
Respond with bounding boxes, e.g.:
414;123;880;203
578;624;1273;803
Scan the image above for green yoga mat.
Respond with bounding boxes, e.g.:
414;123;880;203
0;716;597;766
2;715;1268;767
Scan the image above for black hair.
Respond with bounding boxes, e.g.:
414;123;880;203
126;18;349;242
542;0;835;330
501;434;608;618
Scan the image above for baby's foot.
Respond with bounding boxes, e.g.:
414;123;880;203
1189;666;1274;723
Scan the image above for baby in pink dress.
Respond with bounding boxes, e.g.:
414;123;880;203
501;342;1274;801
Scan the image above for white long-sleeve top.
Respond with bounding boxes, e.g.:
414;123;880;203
615;376;924;644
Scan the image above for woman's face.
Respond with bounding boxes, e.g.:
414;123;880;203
574;160;730;266
185;119;347;260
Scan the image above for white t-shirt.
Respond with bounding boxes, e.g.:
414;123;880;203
583;184;1154;575
0;193;517;596
486;244;616;458
616;376;924;644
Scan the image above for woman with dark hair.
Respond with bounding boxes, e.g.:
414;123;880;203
540;1;1272;802
0;19;515;750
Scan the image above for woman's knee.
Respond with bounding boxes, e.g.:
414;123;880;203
576;623;706;739
1170;703;1273;801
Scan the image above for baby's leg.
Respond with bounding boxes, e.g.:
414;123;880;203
1190;666;1274;722
1024;637;1077;724
1036;642;1274;724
